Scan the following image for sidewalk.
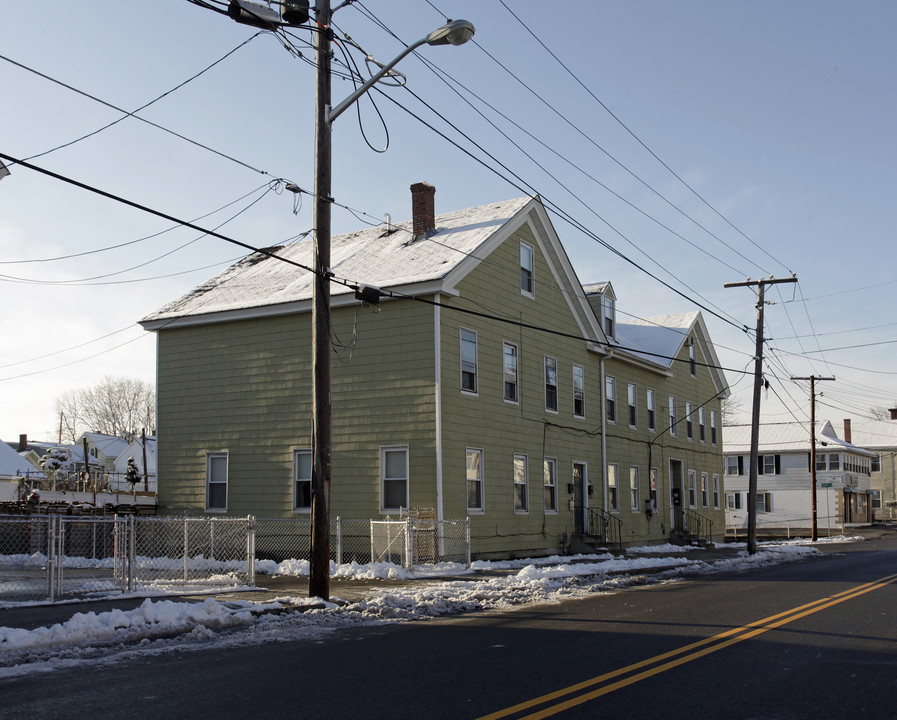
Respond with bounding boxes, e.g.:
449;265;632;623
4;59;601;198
3;529;890;633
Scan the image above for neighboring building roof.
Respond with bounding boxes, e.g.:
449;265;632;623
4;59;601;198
78;433;131;461
114;437;157;474
844;420;897;450
0;438;31;478
724;420;877;457
141;196;536;326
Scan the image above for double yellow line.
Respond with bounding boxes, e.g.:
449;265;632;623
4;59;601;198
478;572;897;720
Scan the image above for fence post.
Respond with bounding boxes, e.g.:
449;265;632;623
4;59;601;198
56;516;65;599
466;518;471;568
247;515;255;587
405;517;413;570
183;516;189;582
47;515;56;603
128;515;136;593
336;516;342;566
369;520;375;567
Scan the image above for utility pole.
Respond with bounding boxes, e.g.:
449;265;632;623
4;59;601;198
725;275;796;554
309;0;333;601
791;375;834;541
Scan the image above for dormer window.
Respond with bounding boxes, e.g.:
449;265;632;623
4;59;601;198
520;242;534;297
603;295;615;339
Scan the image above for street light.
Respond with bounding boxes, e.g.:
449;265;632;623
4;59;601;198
309;2;474;600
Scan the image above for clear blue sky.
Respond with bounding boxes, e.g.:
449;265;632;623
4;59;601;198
2;0;896;441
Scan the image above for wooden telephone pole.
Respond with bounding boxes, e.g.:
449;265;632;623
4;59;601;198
725;276;797;554
791;375;835;541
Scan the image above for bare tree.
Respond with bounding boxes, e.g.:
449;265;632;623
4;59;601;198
55;376;155;441
721;395;744;426
867;404;897;421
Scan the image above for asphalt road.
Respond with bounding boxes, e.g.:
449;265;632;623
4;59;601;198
3;536;897;719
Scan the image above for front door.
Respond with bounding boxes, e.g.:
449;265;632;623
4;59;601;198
573;462;587;534
669;459;684;530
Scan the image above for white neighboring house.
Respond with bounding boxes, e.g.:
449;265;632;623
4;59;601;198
723;420;876;535
841;418;897;521
74;433;131;473
113;436;157;492
0;439;33;500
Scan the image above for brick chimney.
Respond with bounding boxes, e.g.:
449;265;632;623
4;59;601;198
410;182;436;240
890;408;897;421
843;419;851;444
18;434;27;452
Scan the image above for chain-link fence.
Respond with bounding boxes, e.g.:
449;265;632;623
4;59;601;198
0;514;470;603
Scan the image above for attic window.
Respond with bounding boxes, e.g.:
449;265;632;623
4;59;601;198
603;295;615;339
520;242;534;297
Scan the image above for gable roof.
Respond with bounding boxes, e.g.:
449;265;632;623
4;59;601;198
724;420;877;457
842;420;897;450
0;438;31;478
144;196;537;327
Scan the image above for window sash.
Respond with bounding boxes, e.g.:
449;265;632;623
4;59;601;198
503;343;518;402
629;466;640;510
545;357;558;412
294;449;311;511
701;472;709;508
710;410;717;445
206;452;228;511
573;365;585;417
606;376;616;422
607;464;618;511
647;389;656;431
686;402;694;440
520;243;534;295
669;396;677;436
698;407;706;442
381;447;408;511
544;457;557;511
460;328;477;393
688;470;697;508
627;383;637;427
514;454;528;512
466;448;484;512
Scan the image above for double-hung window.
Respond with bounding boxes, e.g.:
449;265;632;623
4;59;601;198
467;448;484;513
293;449;311;512
710;410;718;445
629;466;640;511
206;452;228;512
688;470;697;508
628;383;637;427
759;454;780;475
503;342;518;403
514;454;528;512
544;457;557;512
698;407;706;442
460;328;478;394
607;463;619;511
647;389;656;432
689;341;697;376
712;474;720;509
380;446;409;512
701;471;709;507
520;242;534;296
669;396;677;436
606;376;616;423
603;295;615;339
726;456;743;475
685;401;694;440
573;365;585;418
545;357;558;412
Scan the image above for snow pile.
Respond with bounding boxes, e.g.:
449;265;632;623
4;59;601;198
0;536;843;677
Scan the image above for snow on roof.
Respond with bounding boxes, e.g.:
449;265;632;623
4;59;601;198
613;312;698;367
81;433;131;460
0;438;32;478
723;421;877;456
842;420;897;449
142;196;534;324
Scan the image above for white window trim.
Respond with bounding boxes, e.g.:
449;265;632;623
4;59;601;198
380;445;409;514
460;327;478;396
712;473;721;509
544;356;559;414
630;466;640;513
502;341;519;405
607;462;619;512
466;447;485;514
514;453;529;514
606;376;617;424
206;451;228;513
687;469;697;509
685;401;694;442
669;396;677;437
293;449;312;514
520;241;535;298
572;364;585;419
544;456;558;514
628;382;637;428
701;471;709;508
647;388;656;433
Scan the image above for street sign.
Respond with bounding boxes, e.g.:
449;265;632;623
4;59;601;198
821;483;833;488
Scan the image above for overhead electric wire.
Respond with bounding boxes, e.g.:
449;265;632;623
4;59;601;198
493;0;793;277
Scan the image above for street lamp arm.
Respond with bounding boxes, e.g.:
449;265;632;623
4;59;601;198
326;19;474;124
326;37;428;124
